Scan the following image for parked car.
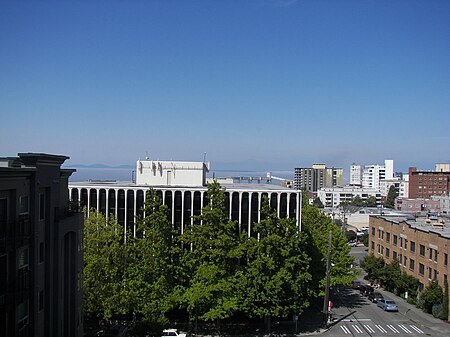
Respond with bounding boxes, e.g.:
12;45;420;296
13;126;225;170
162;329;187;337
377;299;398;312
352;280;362;290
368;291;384;303
360;285;374;296
348;241;357;247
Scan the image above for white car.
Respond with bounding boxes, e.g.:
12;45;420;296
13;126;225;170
162;329;187;337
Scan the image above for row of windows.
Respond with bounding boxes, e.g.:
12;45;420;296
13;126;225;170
374;243;440;281
375;228;446;264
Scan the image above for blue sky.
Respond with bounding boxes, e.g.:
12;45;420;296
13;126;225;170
1;0;449;174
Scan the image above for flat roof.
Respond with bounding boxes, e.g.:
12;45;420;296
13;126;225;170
374;215;450;239
68;180;296;192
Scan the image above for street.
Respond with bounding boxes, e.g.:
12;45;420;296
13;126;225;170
319;246;450;337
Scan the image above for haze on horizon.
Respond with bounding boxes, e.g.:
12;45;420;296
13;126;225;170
1;0;449;174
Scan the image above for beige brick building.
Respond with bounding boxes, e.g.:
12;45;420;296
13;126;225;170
369;215;450;318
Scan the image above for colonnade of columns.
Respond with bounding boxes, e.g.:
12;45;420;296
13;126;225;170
69;186;302;237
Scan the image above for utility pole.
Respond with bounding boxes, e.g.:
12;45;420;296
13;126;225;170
323;230;333;327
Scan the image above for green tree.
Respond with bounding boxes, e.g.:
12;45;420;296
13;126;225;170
421;281;443;314
83;211;129;320
122;189;181;325
237;197;312;331
302;203;356;297
365;196;377;207
384;185;398;209
440;278;449;320
312;197;324;208
180;181;242;322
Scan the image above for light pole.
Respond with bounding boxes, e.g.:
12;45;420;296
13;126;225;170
323;230;333;327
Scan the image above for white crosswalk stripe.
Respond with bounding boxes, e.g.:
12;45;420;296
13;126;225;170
387;324;400;333
409;325;424;334
398;324;412;333
364;324;375;333
340;325;351;334
375;324;388;333
352;325;364;333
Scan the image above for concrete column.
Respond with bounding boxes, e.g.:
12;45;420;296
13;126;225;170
106;189;109;220
115;189;118;222
172;191;175;225
87;188;91;217
277;192;281;218
124;189;128;237
287;193;290;219
190;192;194;226
133;189;137;237
248;193;252;236
181;191;185;234
96;188;100;214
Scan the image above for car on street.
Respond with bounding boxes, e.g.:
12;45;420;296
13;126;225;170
377;299;398;312
162;329;187;337
360;285;374;296
368;291;384;303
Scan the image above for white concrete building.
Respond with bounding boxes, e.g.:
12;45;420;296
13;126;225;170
431;194;450;214
69;160;302;238
361;159;394;191
350;164;363;186
317;186;382;208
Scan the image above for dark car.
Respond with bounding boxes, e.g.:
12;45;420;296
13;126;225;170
360;285;374;296
368;291;384;303
352;280;362;290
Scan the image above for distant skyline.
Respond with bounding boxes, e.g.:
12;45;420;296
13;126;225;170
1;0;449;174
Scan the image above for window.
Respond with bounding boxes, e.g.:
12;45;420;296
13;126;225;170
429;268;433;279
445;253;448;266
39;193;45;221
39;242;44;263
393;251;398;260
419;263;425;276
18;247;29;269
386;248;390;258
404;239;408;250
420;244;425;257
410;241;416;253
409;259;415;271
429;248;433;260
372;227;375;236
38;290;44;311
403;256;407;267
0;198;7;238
393;235;398;246
386;232;390;243
434;270;438;280
19;196;29;214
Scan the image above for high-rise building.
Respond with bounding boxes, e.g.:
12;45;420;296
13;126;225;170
350;164;363;186
0;153;83;337
293;164;343;192
361;160;394;191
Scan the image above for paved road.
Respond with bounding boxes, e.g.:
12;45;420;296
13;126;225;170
317;246;450;337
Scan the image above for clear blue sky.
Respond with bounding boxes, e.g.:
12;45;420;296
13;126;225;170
1;0;449;173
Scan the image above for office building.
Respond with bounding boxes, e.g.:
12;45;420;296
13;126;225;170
317;186;382;208
0;153;83;337
362;160;394;191
69;159;302;238
408;167;450;199
350;164;363;186
293;164;343;192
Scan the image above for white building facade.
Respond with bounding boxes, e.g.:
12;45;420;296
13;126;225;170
317;186;382;208
69;160;302;238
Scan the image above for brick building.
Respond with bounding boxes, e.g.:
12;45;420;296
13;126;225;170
408;167;450;199
0;153;83;337
369;215;450;319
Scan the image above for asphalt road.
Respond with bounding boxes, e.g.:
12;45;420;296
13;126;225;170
318;246;450;337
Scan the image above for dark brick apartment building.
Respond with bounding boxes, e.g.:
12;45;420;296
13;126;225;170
0;153;83;337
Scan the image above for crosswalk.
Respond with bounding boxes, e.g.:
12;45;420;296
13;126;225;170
339;323;424;334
